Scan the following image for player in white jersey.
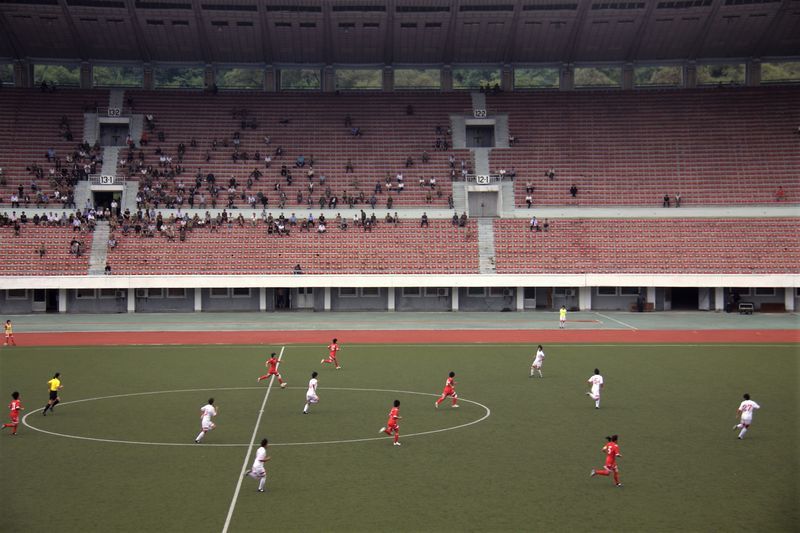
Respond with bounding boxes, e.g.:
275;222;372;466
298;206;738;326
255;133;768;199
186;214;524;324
303;372;319;414
195;398;217;443
733;393;761;439
530;345;545;378
586;369;604;409
245;438;271;492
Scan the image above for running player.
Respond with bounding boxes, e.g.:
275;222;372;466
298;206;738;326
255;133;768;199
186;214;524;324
530;345;545;378
733;393;761;440
244;438;271;492
4;320;16;346
303;372;319;414
559;305;567;329
257;352;287;388
1;391;23;435
586;368;604;409
195;398;217;443
590;435;622;487
42;372;62;416
435;372;459;408
321;338;341;369
379;399;402;446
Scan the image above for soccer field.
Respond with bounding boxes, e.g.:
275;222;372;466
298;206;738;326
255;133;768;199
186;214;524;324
1;343;797;532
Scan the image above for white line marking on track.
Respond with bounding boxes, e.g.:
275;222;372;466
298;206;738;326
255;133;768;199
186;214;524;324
221;345;284;533
594;312;639;331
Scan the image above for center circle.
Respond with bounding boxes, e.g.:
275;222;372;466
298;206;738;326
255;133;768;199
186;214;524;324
22;386;491;447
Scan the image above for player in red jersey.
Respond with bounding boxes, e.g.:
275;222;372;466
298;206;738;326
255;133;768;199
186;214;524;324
4;320;16;346
257;352;287;388
320;338;341;369
435;371;459;408
379;400;402;446
590;435;622;487
2;391;23;435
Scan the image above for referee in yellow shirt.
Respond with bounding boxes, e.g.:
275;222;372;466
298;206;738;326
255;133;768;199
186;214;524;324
43;372;62;416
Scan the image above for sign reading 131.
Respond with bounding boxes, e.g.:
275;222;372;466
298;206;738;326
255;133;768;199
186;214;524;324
100;175;115;185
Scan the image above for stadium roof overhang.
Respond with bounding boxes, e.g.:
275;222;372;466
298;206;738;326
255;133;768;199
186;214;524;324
0;0;798;64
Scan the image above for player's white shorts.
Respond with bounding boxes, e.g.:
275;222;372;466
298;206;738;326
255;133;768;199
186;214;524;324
306;393;319;404
250;465;266;478
532;360;543;369
740;415;753;426
589;389;601;400
202;418;215;431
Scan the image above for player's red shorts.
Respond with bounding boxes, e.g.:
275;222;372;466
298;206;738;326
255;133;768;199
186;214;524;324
604;459;618;471
443;387;455;396
386;421;398;431
9;414;19;424
268;369;279;376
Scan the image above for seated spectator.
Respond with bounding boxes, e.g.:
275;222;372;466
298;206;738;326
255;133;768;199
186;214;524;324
530;216;540;232
293;264;303;275
546;168;556;180
525;193;533;208
37;242;46;258
344;114;352;127
420;212;429;228
108;235;117;249
675;193;682;208
345;159;354;173
459;212;468;227
351;127;362;137
317;221;326;233
775;186;785;202
421;151;429;163
296;155;306;168
662;193;670;207
104;263;112;275
570;184;578;198
452;213;459;226
543;218;550;232
405;156;414;168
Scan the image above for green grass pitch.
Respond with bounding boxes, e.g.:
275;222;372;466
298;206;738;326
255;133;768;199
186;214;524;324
1;343;797;532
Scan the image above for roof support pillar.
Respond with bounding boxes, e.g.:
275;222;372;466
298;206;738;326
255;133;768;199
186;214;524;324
501;64;512;92
143;64;154;90
745;59;761;87
80;61;92;89
559;63;574;91
622;62;634;91
383;65;394;91
441;65;453;92
14;60;33;88
265;67;276;92
322;65;335;93
684;61;697;89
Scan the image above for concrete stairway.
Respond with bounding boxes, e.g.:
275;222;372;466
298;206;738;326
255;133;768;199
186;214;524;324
109;89;125;111
471;92;486;112
101;146;119;176
493;114;509;148
451;181;467;212
473;147;491;176
123;180;139;212
83;113;98;145
500;180;516;216
74;181;92;211
477;218;497;274
450;114;466;149
129;114;143;144
88;221;109;275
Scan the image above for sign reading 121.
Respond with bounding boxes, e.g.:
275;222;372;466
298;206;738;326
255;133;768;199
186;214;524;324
476;175;491;184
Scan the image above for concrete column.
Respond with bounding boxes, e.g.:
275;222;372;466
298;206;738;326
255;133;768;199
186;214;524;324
578;286;592;310
784;288;795;312
698;287;711;310
387;287;395;310
746;59;761;87
194;288;202;312
684;61;697;89
80;62;92;89
143;64;154;90
265;67;276;92
204;64;215;90
560;63;574;91
501;64;513;92
127;288;136;313
622;63;634;91
714;287;725;311
646;287;656;306
14;61;33;88
441;65;453;92
451;287;459;311
58;288;67;313
383;66;394;91
322;65;335;93
516;286;524;311
324;287;331;310
259;287;267;311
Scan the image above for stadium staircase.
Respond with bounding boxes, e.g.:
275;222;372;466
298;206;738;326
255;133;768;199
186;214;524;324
101;146;120;176
88;221;110;275
83;113;98;145
74;181;92;211
108;89;125;112
477;219;497;274
123;180;139;212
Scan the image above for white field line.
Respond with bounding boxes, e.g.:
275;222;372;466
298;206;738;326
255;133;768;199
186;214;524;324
593;312;639;330
221;346;284;533
22;387;490;447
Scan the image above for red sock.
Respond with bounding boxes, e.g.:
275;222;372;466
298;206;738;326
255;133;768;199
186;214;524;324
394;432;399;443
613;471;620;484
278;377;284;384
452;398;458;405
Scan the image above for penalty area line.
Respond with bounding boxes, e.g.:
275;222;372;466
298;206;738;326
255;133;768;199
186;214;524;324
221;345;284;533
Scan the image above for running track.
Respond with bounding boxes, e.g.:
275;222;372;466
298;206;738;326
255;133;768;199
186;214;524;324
16;329;800;346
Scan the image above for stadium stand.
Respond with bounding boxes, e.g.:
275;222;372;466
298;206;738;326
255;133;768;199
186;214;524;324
489;88;800;206
122;91;472;210
493;218;800;274
106;218;479;275
1;224;93;276
0;89;106;208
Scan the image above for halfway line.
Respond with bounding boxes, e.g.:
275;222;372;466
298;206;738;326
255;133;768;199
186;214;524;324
221;345;284;533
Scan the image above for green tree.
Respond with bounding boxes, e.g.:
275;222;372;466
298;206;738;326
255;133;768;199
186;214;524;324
216;68;262;89
453;68;500;89
335;69;382;89
34;64;80;86
280;69;321;90
634;66;682;87
761;62;800;83
154;67;204;89
93;66;143;88
575;67;620;87
395;69;441;89
514;68;559;89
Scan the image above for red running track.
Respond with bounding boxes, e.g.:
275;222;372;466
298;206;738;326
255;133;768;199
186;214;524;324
12;329;800;347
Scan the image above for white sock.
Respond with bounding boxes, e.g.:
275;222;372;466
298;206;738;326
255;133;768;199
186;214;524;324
303;403;309;413
537;370;543;378
738;428;747;438
196;431;205;442
258;477;266;491
595;400;600;408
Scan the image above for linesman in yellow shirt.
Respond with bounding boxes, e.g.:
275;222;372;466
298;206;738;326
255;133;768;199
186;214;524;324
43;372;63;416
